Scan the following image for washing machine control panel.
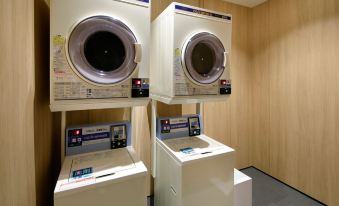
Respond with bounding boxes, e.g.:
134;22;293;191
131;78;149;98
157;115;202;140
220;79;232;95
66;122;131;156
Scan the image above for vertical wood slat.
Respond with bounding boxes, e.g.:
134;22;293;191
0;0;36;205
251;0;339;204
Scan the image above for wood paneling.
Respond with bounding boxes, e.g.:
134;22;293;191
34;0;61;205
200;0;252;169
249;2;270;172
132;106;152;193
251;0;339;204
0;0;36;205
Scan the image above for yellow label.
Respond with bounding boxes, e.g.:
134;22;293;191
175;48;181;56
53;35;65;45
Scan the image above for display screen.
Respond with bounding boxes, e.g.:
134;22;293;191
112;125;126;140
188;117;201;136
111;125;127;149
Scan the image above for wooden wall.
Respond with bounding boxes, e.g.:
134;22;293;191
250;0;339;205
200;0;252;169
34;0;61;205
0;0;36;205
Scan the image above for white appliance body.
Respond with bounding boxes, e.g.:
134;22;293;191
234;169;252;206
150;3;232;104
54;147;147;206
50;0;150;109
155;134;235;206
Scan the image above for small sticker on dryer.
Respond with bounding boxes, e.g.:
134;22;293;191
53;35;65;45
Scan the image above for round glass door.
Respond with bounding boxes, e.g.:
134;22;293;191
68;16;138;85
182;32;226;85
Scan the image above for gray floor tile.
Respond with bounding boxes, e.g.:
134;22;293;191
241;167;325;206
148;167;325;206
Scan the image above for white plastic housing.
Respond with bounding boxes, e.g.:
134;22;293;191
150;2;232;104
50;0;150;111
54;147;147;206
155;135;235;206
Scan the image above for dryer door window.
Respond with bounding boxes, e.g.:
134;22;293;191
68;16;138;85
183;32;225;85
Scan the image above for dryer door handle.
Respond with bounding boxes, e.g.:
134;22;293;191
223;52;230;68
134;43;142;63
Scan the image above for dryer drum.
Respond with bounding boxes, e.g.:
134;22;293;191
68;16;138;85
183;32;225;85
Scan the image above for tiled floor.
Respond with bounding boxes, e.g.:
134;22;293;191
241;167;325;206
148;167;325;206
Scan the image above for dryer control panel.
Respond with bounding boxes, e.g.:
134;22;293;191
66;122;131;156
220;79;232;95
131;78;149;97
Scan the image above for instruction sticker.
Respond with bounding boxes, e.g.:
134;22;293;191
53;35;65;45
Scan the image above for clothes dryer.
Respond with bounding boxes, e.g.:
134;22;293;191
150;2;232;104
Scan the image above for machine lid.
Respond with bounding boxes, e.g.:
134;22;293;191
160;134;233;163
69;149;135;181
183;32;226;85
68;16;139;85
163;136;210;152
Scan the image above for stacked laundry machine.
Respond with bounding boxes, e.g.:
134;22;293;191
50;0;151;206
150;2;252;206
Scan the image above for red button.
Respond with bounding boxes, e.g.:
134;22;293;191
220;80;227;85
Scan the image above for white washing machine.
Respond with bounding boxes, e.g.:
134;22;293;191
150;2;232;104
54;122;148;206
155;115;234;206
50;0;150;110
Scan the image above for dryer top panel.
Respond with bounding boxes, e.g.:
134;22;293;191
171;2;232;22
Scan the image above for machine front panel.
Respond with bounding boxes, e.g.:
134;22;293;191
172;4;232;97
157;115;203;140
66;122;131;156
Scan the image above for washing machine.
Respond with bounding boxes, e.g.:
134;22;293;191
155;115;235;206
50;0;151;111
54;121;148;206
150;2;232;104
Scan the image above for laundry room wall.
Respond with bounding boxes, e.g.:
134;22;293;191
199;0;252;170
34;0;61;206
0;0;36;206
250;0;339;205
